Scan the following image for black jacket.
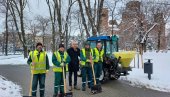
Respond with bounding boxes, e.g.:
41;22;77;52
67;47;80;72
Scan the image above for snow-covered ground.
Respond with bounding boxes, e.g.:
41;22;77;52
0;52;53;66
120;51;170;92
0;75;22;97
0;51;170;92
0;54;28;65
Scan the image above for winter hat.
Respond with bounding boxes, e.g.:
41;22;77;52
59;44;65;48
36;42;43;47
84;41;90;46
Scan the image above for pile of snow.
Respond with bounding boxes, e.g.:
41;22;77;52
0;75;22;97
120;51;170;92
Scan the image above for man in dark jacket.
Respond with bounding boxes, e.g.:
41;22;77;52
67;40;80;91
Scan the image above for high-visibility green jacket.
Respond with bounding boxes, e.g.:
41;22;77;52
27;50;49;74
93;48;104;63
80;48;93;67
52;51;70;72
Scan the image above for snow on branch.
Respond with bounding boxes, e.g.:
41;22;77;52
141;23;157;43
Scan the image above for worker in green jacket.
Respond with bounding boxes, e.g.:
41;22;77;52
93;42;104;85
80;42;93;91
27;42;50;97
52;44;71;97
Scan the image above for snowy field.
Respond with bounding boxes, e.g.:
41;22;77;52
0;51;170;92
120;51;170;92
0;52;53;66
0;54;28;65
0;75;22;97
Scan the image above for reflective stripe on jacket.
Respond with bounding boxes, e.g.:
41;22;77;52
30;50;46;74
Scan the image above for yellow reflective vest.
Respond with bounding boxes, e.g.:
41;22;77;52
93;48;104;62
80;48;93;66
53;51;68;72
29;50;47;74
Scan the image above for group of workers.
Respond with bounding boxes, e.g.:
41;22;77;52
27;40;104;97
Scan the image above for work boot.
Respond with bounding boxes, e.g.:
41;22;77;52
82;87;86;91
74;86;80;90
68;86;72;91
58;93;64;97
40;95;44;97
53;94;57;97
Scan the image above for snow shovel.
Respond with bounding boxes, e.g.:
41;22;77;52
62;65;73;97
91;62;102;94
27;52;37;97
25;68;36;97
26;63;37;97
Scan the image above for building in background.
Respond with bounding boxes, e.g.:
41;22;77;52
0;32;52;53
100;1;167;50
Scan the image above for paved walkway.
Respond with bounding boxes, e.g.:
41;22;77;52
0;65;170;97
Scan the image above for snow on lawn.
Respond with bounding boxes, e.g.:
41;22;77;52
0;75;22;97
0;54;27;65
120;51;170;92
0;52;53;66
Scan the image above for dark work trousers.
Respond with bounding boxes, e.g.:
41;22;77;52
32;74;46;97
54;72;64;95
94;62;103;85
81;67;92;88
69;70;78;86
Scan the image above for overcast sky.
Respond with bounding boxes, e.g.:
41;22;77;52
0;0;170;34
0;0;49;33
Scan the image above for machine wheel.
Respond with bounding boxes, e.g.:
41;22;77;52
99;70;105;83
110;71;120;80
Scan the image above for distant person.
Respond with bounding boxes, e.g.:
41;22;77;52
52;44;70;97
27;42;50;97
67;40;80;91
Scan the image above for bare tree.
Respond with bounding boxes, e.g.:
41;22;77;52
77;0;90;37
9;0;28;58
104;0;122;35
46;0;57;52
26;19;40;49
141;0;170;51
0;0;10;55
64;0;77;49
35;15;50;45
5;0;9;56
77;0;105;36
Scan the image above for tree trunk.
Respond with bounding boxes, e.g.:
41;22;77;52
5;0;9;56
158;31;161;51
96;0;104;34
20;0;27;58
12;27;16;54
2;33;5;54
56;0;63;44
77;0;90;37
65;0;74;49
83;0;97;36
42;28;45;45
46;0;56;52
